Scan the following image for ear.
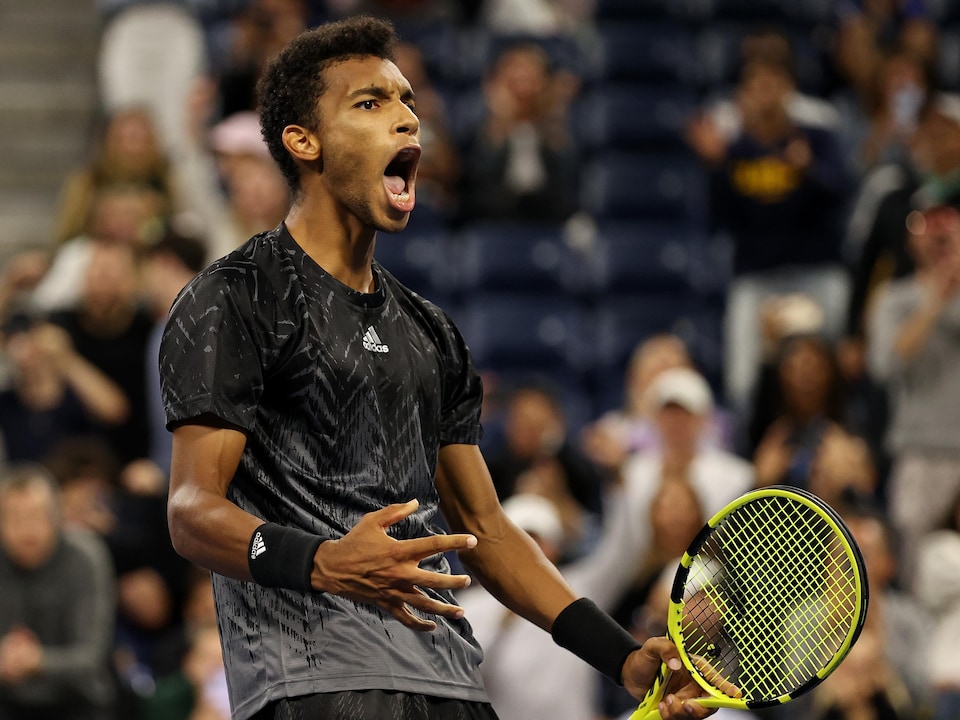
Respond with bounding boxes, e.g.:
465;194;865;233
281;124;321;163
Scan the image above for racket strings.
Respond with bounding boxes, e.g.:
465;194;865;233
677;496;860;703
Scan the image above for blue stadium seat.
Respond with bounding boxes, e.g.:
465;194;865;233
458;294;590;374
595;0;709;21
456;223;587;295
590;22;698;84
591;223;697;295
374;233;453;303
575;84;697;152
580;152;706;224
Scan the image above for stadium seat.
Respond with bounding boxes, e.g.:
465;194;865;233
575;84;698;153
458;294;590;374
580;152;706;224
456;223;586;295
374;233;453;303
591;223;697;295
590;22;698;84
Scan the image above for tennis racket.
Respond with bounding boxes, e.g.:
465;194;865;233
629;485;868;719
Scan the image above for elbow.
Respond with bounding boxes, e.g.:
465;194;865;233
166;489;200;562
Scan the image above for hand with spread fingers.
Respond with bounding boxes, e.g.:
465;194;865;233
312;499;476;631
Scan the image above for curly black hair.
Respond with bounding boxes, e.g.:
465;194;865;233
256;15;399;195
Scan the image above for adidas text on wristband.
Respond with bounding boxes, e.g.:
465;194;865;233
551;597;643;685
248;522;326;592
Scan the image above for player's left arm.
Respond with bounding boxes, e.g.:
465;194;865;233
435;442;575;630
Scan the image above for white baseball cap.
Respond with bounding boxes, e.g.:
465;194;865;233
650;367;714;415
502;493;564;547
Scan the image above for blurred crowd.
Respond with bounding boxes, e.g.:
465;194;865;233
2;0;960;719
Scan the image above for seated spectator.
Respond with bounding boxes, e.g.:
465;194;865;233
846;93;960;345
206;0;309;117
807;426;879;509
867;203;960;586
751;333;846;489
44;438;193;690
175;110;290;261
50;240;154;464
485;383;606;560
459;41;580;225
581;334;735;477
0;465;116;720
0;314;127;464
53;106;173;246
33;182;167;314
688;30;853;412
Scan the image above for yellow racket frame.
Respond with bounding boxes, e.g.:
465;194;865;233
630;486;868;720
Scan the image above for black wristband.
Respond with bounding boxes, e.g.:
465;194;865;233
551;597;643;685
248;523;326;592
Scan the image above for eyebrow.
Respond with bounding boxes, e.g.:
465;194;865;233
348;85;416;103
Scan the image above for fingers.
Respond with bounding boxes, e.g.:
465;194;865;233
659;695;711;719
372;501;478;557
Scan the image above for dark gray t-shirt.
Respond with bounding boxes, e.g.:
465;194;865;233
160;225;487;719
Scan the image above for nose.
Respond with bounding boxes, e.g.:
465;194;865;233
395;104;420;137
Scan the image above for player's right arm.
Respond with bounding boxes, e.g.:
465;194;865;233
167;421;477;628
167;422;260;581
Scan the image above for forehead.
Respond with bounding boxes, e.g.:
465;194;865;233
321;55;411;96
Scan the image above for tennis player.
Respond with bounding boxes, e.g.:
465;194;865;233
160;15;714;720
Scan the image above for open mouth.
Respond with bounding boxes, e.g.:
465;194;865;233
383;146;420;213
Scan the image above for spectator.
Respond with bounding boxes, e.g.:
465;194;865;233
33;183;167;315
480;0;594;34
44;438;193;690
206;0;309;117
175;111;290;261
688;31;853;412
846;93;960;344
867;203;960;586
915;491;960;720
581;334;735;477
807;427;879;510
51;240;155;463
0;315;128;464
0;464;116;720
53;106;173;246
485;383;606;560
459;41;581;225
751;334;846;489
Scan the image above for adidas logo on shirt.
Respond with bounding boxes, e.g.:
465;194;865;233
250;531;267;560
362;326;389;353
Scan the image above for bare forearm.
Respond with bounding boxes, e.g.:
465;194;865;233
167;483;261;581
459;520;576;631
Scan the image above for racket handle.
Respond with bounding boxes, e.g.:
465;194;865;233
628;662;671;720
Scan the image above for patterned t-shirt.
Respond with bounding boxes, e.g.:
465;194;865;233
160;224;487;719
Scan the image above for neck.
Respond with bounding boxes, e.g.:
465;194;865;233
284;195;378;294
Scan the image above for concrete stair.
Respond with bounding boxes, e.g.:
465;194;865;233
0;0;100;260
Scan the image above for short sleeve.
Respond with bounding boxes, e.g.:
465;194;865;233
159;263;277;432
437;312;483;446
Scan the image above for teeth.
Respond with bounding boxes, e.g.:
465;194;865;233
395;191;410;202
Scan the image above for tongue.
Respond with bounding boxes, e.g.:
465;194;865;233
384;175;405;194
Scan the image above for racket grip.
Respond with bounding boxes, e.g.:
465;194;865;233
628;662;671;720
